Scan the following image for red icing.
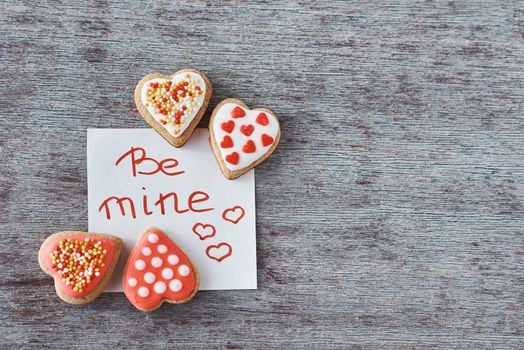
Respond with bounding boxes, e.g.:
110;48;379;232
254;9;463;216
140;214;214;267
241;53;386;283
242;140;256;153
261;134;274;147
240;124;254;136
123;228;197;311
231;106;246;118
192;223;216;240
221;120;235;133
40;235;116;298
222;206;245;224
206;242;233;262
220;135;234;148
256;112;269;126
225;152;240;165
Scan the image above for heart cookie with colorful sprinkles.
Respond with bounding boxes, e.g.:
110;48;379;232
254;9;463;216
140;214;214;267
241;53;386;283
38;231;122;305
135;68;212;147
209;98;281;179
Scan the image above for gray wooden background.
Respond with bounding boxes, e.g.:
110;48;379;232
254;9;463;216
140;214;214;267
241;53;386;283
1;1;523;349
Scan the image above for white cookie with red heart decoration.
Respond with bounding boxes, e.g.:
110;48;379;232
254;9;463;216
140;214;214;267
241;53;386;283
209;98;281;179
135;68;212;147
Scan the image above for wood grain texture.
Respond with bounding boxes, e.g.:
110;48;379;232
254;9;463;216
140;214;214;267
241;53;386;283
0;1;523;349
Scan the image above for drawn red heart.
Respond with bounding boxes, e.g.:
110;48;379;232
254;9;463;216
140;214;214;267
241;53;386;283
192;223;216;240
231;106;246;118
261;134;274;147
221;120;235;133
206;242;233;262
240;124;254;136
256;112;269;126
242;140;256;153
222;206;245;224
225;152;239;165
220;135;234;148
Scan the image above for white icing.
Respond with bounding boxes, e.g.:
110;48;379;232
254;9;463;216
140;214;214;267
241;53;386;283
144;272;156;284
212;103;279;171
151;257;163;268
140;72;207;137
154;281;167;294
141;247;152;256
138;286;150;297
161;268;174;279
169;279;183;292
157;244;168;254
168;254;179;265
147;233;159;244
178;265;190;277
135;259;146;271
128;278;138;287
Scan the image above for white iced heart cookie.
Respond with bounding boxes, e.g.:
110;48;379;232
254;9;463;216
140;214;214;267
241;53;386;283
209;98;281;180
135;68;212;147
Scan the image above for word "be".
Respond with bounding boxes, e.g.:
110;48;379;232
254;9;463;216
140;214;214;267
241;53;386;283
115;146;185;177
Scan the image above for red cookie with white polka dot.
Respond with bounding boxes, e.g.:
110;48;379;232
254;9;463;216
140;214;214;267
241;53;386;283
38;231;123;304
123;228;199;312
209;98;281;179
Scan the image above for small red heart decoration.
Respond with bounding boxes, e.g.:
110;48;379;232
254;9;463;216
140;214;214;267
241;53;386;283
222;206;245;224
206;242;233;262
192;223;216;240
240;124;255;136
231;106;246;118
242;140;256;153
225;152;239;165
220;135;234;148
261;134;274;147
221;120;235;133
256;112;269;126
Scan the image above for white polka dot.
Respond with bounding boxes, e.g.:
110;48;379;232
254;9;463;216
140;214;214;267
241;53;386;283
167;254;179;265
148;233;159;244
141;247;152;256
178;264;190;277
154;281;166;294
151;257;163;268
144;272;156;284
128;278;137;287
161;268;174;279
169;279;182;292
138;286;150;297
157;244;168;254
135;259;146;270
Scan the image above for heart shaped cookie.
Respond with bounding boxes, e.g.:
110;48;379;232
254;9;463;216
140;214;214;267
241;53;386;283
209;98;281;179
135;68;212;147
123;228;199;312
38;231;122;304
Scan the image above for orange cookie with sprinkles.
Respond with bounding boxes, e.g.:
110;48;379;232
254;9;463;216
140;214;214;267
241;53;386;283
123;227;199;312
135;68;212;147
38;231;122;304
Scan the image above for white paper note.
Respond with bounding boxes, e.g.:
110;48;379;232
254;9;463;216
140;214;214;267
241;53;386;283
87;129;257;291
